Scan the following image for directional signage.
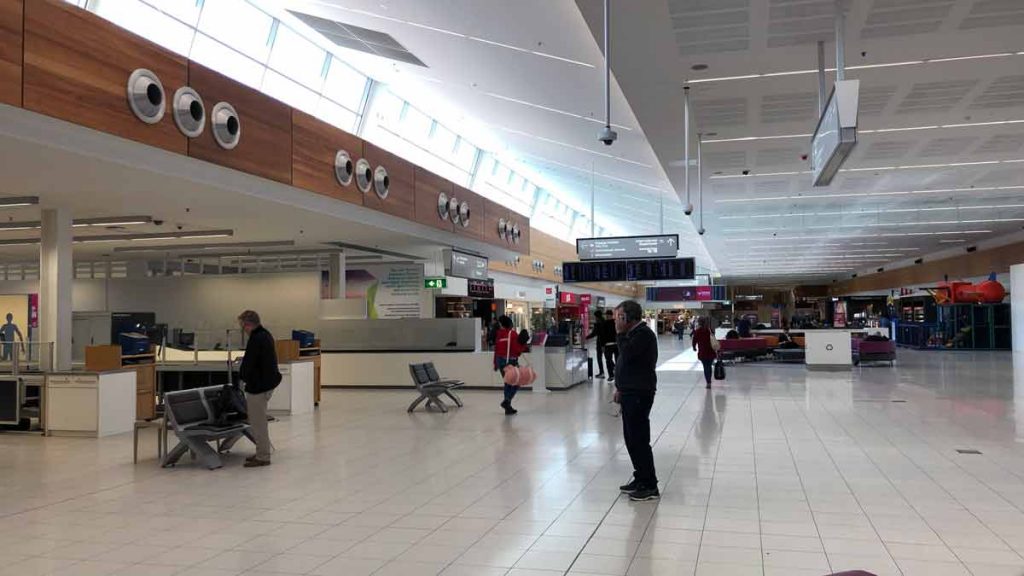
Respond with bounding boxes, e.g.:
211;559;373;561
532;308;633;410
576;234;679;260
445;249;489;280
424;277;447;289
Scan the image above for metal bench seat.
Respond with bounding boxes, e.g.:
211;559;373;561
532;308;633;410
161;386;253;469
408;362;464;413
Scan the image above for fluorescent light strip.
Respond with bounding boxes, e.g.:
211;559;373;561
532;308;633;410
0;196;39;208
715;185;1024;204
703;119;1024;144
485;92;631;130
685;51;1020;85
724;230;991;241
724;218;1024;232
711;158;1024;180
75;230;234;243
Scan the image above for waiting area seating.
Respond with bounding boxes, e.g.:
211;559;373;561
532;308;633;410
161;386;252;470
718;337;770;361
853;338;897;366
408;362;464;413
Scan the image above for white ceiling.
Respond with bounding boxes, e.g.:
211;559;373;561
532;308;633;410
573;0;1024;284
275;0;714;270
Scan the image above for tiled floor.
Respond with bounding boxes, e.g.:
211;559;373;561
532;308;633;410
2;338;1024;576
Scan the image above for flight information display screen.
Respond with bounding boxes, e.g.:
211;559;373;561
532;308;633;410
576;234;678;260
561;257;695;283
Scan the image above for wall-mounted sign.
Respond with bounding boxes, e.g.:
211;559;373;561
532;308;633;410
645;285;726;302
467;278;495;299
424;277;447;289
445;248;488;280
580;294;593;306
562;258;695;283
577;234;679;260
560;292;578;305
347;264;424;319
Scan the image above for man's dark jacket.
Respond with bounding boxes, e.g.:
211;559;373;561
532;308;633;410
240;325;282;394
614;322;658;394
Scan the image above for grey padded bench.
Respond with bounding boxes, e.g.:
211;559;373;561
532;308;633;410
408;362;464;413
161;386;253;470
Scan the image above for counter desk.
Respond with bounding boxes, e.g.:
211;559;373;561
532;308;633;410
45;369;137;437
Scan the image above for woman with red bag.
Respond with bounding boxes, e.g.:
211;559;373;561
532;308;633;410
494;315;524;415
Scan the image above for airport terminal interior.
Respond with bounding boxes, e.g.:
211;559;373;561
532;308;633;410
1;1;1024;575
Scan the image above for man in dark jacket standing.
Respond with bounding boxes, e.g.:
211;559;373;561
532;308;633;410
612;300;659;501
238;310;281;468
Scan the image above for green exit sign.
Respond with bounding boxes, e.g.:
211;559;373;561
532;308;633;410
424;277;447;289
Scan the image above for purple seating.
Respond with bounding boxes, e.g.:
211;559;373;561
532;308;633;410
852;338;896;366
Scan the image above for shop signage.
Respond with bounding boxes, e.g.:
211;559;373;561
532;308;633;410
560;292;578;305
645;285;725;302
580;294;592;306
424;277;447;289
467;278;494;299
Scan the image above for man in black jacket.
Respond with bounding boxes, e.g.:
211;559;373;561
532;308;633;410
585;311;608;378
612;300;659;501
601;309;618;381
238;310;281;468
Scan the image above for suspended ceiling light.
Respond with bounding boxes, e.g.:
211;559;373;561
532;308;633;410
114;240;294;253
75;230;233;244
72;216;153;227
0;196;39;208
685;50;1022;85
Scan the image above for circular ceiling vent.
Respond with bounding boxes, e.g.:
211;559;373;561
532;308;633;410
497;218;508;241
334;150;354;186
448;197;461;224
127;69;166;124
458;201;471;227
172;87;205;138
355;159;373;193
373;166;390;199
437;192;450;220
211;102;240;149
510;223;521;244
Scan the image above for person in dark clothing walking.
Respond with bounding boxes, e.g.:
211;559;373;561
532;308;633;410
692;317;718;389
602;309;618;381
237;310;281;467
612;300;659;501
585;311;609;378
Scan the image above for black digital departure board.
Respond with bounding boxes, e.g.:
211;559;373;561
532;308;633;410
561;258;695;283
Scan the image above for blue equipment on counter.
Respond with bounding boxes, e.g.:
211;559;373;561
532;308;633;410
292;330;315;348
119;332;150;356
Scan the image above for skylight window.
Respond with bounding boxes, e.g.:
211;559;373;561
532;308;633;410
322;59;369;113
268;25;328;90
190;33;265;89
198;0;274;63
91;0;193;56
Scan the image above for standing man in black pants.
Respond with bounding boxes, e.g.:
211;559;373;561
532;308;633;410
612;300;659;501
602;309;618;381
585;311;609;378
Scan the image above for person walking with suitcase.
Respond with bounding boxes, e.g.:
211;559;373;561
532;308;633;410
237;310;281;468
612;300;660;501
692;317;718;389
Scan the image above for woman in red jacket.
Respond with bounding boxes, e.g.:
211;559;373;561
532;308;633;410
691;317;717;389
494;315;524;415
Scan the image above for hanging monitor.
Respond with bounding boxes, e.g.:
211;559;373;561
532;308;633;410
444;248;488;280
811;79;859;187
562;257;695;283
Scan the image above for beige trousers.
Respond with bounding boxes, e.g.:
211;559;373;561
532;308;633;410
245;390;273;460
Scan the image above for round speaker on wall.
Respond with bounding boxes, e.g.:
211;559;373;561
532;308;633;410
498;218;508;241
437;192;450;220
373;166;390;199
355;159;373;193
458;202;471;227
127;69;166;124
211;102;240;149
172;87;205;138
334;150;354;186
448;197;460;224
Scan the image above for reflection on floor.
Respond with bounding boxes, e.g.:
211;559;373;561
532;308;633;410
1;337;1023;576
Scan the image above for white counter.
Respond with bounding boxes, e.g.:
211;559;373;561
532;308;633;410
269;360;315;415
45;370;136;437
802;329;854;369
321;350;543;390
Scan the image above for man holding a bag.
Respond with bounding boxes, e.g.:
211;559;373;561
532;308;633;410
612;300;660;501
237;310;281;468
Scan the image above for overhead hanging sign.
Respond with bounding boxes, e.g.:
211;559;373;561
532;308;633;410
444;249;488;280
811;79;859;187
576;234;679;260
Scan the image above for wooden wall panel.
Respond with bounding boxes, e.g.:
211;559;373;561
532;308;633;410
0;0;22;107
830;239;1024;295
187;62;291;184
22;0;186;153
362;142;414;221
292;110;363;205
516;216;531;255
413;167;453;232
452;185;484;241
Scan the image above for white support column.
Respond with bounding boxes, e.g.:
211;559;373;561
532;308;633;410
1011;263;1024;352
328;252;345;299
40;209;73;371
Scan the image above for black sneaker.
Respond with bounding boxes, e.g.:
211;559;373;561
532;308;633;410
595;373;606;378
619;478;640;493
629;487;660;501
608;375;615;382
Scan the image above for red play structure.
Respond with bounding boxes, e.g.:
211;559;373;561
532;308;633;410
926;273;1006;305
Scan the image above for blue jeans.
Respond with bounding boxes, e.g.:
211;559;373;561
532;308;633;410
497;357;519;403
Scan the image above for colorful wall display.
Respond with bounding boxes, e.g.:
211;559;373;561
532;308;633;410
346;264;424;319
